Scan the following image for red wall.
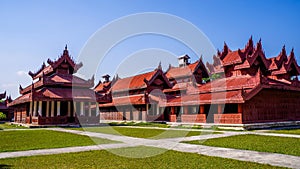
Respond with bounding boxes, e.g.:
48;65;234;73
243;89;300;123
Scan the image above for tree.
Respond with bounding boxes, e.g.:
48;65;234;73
0;112;6;120
202;73;222;83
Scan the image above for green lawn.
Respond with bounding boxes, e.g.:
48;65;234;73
268;129;300;135
185;134;300;156
0;146;283;169
0;123;26;130
0;130;116;152
109;121;169;128
73;126;220;139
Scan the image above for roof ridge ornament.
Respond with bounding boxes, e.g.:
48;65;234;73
157;61;162;70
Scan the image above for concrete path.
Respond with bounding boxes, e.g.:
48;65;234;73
0;143;133;159
46;128;300;169
0;127;299;169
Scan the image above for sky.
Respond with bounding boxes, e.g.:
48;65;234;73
1;0;300;98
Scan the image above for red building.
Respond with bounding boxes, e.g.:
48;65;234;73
98;37;300;126
8;46;99;125
7;37;300;127
0;91;13;121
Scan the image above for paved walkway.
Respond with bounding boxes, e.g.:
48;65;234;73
0;127;299;169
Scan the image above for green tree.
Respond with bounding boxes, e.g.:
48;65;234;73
0;112;6;120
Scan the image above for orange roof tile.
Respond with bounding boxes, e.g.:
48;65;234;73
111;70;157;92
166;60;209;79
99;94;146;107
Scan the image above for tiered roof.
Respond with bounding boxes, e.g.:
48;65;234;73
166;57;209;80
206;37;300;80
9;46;97;106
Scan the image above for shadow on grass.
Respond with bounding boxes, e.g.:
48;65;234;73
0;164;12;169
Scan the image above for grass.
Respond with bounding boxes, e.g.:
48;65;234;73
0;123;26;130
72;126;220;139
185;134;300;156
0;130;116;152
0;146;283;169
109;121;169;128
268;129;300;135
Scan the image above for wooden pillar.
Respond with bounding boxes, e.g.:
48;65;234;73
80;102;84;116
46;101;50;117
33;101;37;116
171;107;175;115
156;104;159;115
51;101;55;117
200;105;205;114
218;104;223;114
38;101;42;116
88;102;92;117
67;101;71;117
57;101;61;116
238;104;243;114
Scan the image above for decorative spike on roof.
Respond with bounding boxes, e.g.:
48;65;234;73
256;38;262;50
28;62;46;78
290;48;295;58
219;42;230;60
157;61;162;70
0;91;6;99
245;36;254;55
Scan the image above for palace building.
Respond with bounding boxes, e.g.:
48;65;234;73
0;91;13;121
8;37;300;126
97;37;300;125
8;46;99;125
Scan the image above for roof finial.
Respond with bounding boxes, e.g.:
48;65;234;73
158;61;162;70
63;44;69;56
281;45;286;55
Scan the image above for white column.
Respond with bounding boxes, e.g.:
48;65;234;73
67;101;71;117
96;102;99;116
156;104;159;115
38;101;42;116
88;102;92;117
51;101;55;117
29;101;33;116
46;101;50;117
146;104;149;115
80;102;84;116
33;101;37;116
57;101;61;116
73;102;77;116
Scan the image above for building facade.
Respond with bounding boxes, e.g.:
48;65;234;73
98;37;300;125
0;91;13;121
8;46;99;125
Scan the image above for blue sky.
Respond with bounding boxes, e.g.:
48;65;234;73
1;0;300;98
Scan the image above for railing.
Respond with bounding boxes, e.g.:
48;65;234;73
181;114;206;123
214;113;242;124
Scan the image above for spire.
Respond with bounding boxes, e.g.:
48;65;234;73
281;45;286;56
290;48;295;58
157;61;162;70
256;38;262;50
245;35;254;55
63;44;69;56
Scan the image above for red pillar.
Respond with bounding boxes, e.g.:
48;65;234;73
200;105;205;114
238;104;243;114
218;104;223;114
